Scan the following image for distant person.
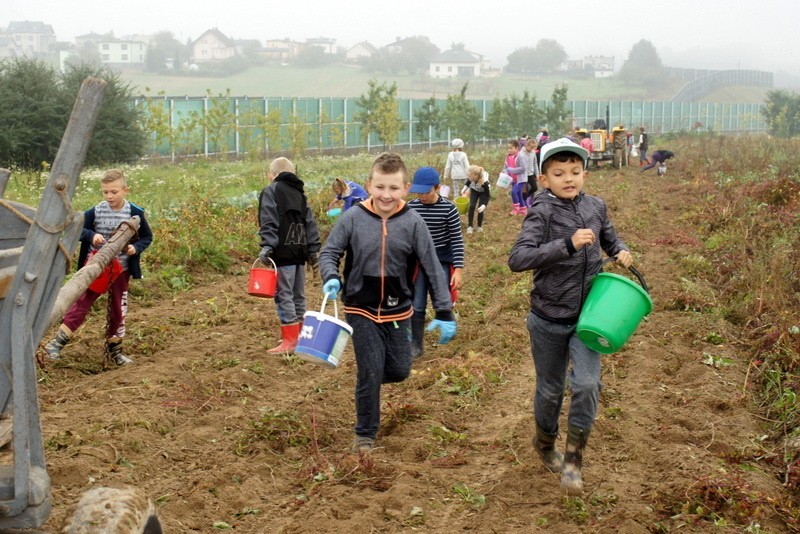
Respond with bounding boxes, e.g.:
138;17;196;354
519;138;540;205
328;177;367;212
640;149;674;173
612;125;627;168
44;169;154;366
318;153;457;452
636;127;650;166
508;138;633;496
258;157;321;354
577;130;594;155
464;165;491;234
443;138;470;198
503;139;527;215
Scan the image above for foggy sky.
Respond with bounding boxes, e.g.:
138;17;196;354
4;0;799;75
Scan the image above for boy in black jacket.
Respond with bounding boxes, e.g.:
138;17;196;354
258;157;321;353
508;139;633;495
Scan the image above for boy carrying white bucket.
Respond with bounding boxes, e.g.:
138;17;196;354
318;153;457;453
508;138;634;496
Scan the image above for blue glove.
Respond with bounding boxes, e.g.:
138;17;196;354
323;279;341;300
258;246;272;263
426;319;457;344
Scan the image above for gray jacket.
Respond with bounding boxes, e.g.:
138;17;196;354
508;190;629;322
319;200;454;323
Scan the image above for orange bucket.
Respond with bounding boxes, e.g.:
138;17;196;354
247;257;278;298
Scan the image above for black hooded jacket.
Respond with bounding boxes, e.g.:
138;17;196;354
258;172;321;266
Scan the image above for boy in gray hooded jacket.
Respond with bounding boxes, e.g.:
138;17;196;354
508;138;633;496
319;152;457;452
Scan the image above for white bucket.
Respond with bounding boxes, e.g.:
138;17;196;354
497;172;513;189
295;295;353;368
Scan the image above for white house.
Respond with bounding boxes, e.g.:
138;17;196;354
345;41;377;63
5;20;56;57
584;55;614;78
191;28;235;63
98;38;147;66
429;48;482;79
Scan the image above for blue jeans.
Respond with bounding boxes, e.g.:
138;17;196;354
412;261;451;313
274;264;306;324
347;314;412;439
526;312;601;434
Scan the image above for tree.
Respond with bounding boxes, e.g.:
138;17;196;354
544;84;572;137
762;90;800;138
414;96;441;142
506;47;537;74
368;36;439;75
440;83;482;144
145;31;190;72
354;79;402;148
483;91;544;141
60;63;147;165
295;46;334;67
506;40;567;74
0;58;68;168
64;41;103;70
618;39;667;87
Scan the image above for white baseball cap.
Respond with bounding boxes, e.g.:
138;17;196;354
538;138;588;174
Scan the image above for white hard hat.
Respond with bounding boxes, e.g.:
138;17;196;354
451;138;464;149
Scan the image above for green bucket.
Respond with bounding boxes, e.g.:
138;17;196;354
576;267;652;354
454;196;469;215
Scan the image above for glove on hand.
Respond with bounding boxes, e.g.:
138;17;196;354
258;246;272;263
426;319;457;344
477;204;486;213
323;279;341;300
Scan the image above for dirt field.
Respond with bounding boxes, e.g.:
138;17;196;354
28;162;793;532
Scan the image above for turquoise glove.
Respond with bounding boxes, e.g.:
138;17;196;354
426;319;457;344
323;279;341;300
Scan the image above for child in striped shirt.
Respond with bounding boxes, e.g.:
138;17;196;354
407;166;465;359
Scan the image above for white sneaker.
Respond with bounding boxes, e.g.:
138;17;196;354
466;227;474;234
477;227;483;232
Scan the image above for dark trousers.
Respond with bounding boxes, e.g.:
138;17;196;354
346;313;412;439
467;188;490;228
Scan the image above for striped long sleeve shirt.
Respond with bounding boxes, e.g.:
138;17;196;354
407;195;465;269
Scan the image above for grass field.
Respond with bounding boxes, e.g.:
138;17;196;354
122;64;690;101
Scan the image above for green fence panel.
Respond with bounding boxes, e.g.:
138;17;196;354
135;96;767;157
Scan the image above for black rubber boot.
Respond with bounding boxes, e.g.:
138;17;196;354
105;340;134;366
44;328;71;361
411;312;426;360
534;423;563;473
560;425;590;495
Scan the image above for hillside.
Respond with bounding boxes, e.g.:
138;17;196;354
27;150;797;532
122;64;688;101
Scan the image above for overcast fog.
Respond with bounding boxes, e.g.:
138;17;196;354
4;0;799;77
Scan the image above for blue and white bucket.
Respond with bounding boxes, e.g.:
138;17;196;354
295;295;353;368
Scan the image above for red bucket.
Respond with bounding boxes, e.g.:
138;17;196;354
247;258;278;298
87;251;122;294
